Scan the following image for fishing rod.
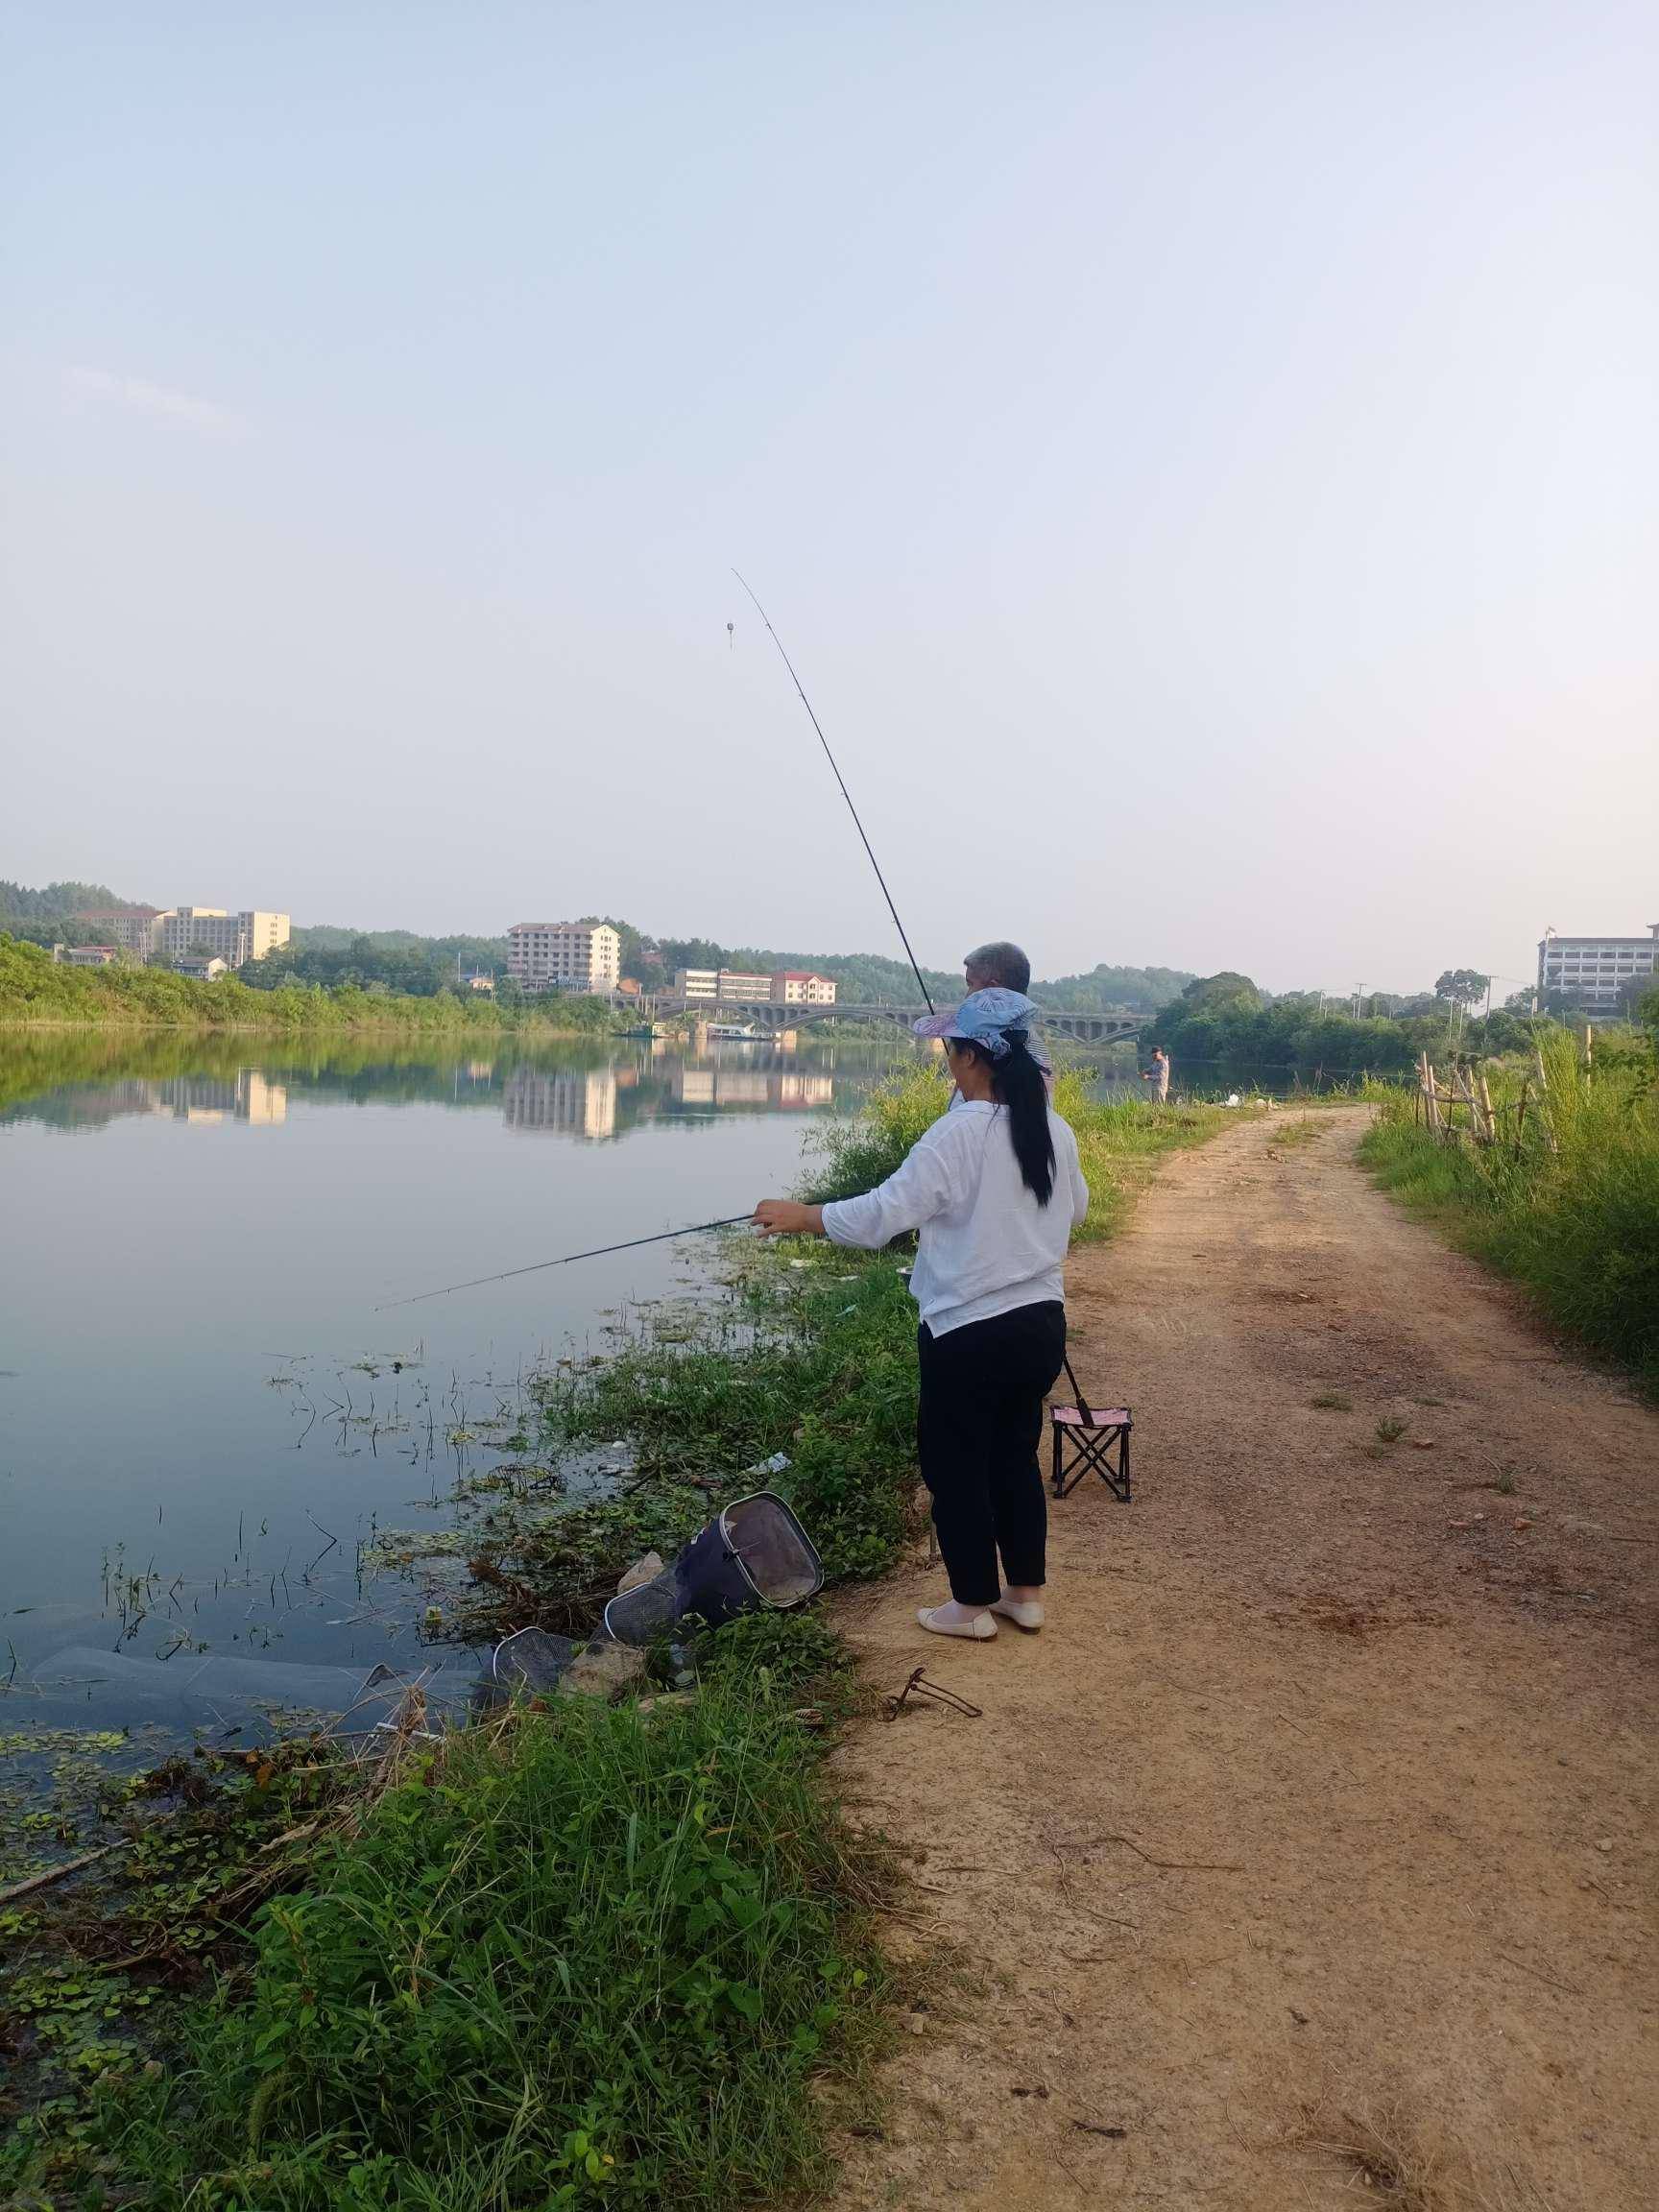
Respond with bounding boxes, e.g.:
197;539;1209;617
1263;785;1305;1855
382;585;931;1314
375;1215;755;1311
732;568;935;1016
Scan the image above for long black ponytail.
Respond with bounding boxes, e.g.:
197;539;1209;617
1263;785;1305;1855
955;1031;1055;1204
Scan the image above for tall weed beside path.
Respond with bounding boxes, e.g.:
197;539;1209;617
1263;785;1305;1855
1360;1027;1659;1392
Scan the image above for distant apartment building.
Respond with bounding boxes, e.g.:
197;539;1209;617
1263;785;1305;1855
160;908;290;968
507;922;621;995
71;906;166;956
772;971;837;1005
675;967;773;1001
70;903;290;970
1537;926;1659;1020
674;968;837;1006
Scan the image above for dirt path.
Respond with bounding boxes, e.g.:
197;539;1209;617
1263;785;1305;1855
830;1110;1657;2212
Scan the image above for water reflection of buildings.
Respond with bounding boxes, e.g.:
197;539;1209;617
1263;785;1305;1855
672;1069;834;1110
165;1071;287;1123
37;1070;288;1129
501;1066;618;1140
498;1051;837;1142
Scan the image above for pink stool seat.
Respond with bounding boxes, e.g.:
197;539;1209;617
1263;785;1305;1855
1051;1405;1130;1428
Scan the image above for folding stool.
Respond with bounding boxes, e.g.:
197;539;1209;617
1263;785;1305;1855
1049;1353;1133;1502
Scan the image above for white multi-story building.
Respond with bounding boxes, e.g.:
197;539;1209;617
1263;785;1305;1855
160;907;290;968
73;904;290;969
771;971;837;1005
675;967;773;1001
1537;926;1659;1019
673;967;837;1005
507;922;621;995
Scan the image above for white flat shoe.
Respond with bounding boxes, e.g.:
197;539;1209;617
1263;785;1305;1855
917;1605;997;1640
991;1597;1045;1632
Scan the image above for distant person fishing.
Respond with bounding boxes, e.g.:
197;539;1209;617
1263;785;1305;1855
753;988;1089;1640
1142;1045;1170;1102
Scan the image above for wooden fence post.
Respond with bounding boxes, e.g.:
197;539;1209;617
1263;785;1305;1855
1531;1046;1558;1154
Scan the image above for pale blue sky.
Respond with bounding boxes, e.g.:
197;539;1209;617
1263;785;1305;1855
4;2;1654;993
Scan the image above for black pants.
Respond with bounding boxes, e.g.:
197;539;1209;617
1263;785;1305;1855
916;1301;1066;1608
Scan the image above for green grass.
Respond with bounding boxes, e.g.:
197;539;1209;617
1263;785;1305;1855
493;1245;924;1604
1375;1416;1407;1444
92;1662;886;2211
1359;1027;1659;1394
1309;1392;1352;1412
1272;1118;1324;1148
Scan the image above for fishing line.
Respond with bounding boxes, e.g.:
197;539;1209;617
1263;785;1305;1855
731;568;936;1015
375;1215;755;1310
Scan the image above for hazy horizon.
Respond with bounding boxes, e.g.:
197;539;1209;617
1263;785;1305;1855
5;4;1654;1002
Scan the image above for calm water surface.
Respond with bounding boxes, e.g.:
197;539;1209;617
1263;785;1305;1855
0;1034;896;1724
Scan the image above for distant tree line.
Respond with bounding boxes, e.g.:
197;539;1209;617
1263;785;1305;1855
250;932;509;999
0;879;135;950
9;881;1651;1033
1142;969;1601;1078
0;878;128;917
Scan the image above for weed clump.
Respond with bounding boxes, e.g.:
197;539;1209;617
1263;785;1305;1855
96;1694;885;2209
1360;1026;1659;1393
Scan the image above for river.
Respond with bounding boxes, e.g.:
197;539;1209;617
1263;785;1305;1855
0;1032;900;1737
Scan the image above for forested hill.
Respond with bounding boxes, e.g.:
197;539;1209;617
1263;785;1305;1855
0;880;144;950
1;878;130;918
1032;964;1195;1012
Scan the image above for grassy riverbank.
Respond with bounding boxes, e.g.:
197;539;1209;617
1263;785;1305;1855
3;1065;1226;2206
0;936;619;1037
1359;1027;1659;1393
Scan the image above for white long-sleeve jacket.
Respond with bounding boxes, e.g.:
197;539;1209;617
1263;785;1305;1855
821;1100;1088;1335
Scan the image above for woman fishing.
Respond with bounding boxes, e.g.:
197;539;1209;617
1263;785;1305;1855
753;988;1088;1640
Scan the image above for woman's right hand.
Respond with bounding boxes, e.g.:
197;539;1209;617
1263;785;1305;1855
752;1200;824;1238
